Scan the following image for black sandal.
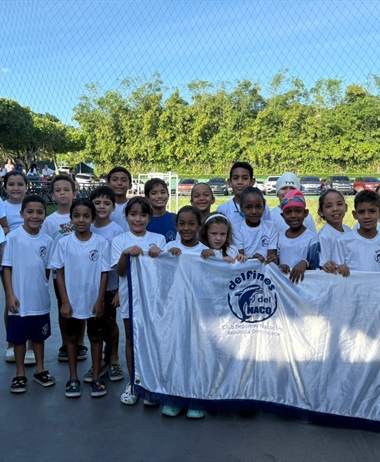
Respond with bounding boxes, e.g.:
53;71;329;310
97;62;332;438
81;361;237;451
10;376;27;393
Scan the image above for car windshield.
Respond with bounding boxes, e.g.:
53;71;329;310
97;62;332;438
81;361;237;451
332;176;350;181
363;177;379;182
301;177;320;182
268;177;280;181
209;178;225;183
180;179;195;184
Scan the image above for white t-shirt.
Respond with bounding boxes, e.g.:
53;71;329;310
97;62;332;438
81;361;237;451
336;229;380;271
235;220;278;258
110;203;130;232
4;201;23;231
278;228;319;269
2;226;54;316
213;245;240;259
0;198;6;219
164;240;209;254
91;221;124;291
112;231;166;318
270;205;318;234
50;233;111;319
353;222;380;231
318;223;351;266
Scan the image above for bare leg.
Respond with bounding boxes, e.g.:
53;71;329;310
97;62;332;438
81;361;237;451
33;342;44;374
89;336;102;380
79;320;86;346
67;335;79;380
107;318;120;365
14;344;26;377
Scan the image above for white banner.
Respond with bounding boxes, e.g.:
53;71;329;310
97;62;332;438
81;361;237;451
129;254;380;428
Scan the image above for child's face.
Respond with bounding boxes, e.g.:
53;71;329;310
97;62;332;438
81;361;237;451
6;174;27;204
207;223;228;250
281;206;308;229
92;195;115;220
191;184;215;213
277;186;296;203
353;202;380;231
228;168;254;198
71;205;94;234
126;203;150;236
52;180;75;207
241;192;265;227
108;172;131;199
176;211;200;246
21;202;46;235
318;192;347;226
148;184;169;210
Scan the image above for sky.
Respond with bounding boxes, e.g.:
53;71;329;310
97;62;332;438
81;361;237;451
1;0;379;125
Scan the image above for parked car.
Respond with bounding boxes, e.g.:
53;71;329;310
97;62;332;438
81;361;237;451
178;178;197;195
75;173;104;185
325;175;354;195
353;177;380;194
128;179;145;195
208;178;228;196
255;180;265;194
58;165;71;174
299;176;323;195
264;176;281;195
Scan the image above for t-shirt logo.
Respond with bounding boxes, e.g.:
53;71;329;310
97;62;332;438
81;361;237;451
39;246;47;257
261;235;270;247
375;250;380;264
89;250;99;261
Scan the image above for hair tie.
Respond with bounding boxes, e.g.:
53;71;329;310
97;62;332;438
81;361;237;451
204;213;230;225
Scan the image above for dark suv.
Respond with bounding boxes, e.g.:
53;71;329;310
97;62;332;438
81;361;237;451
208;178;229;196
325;176;354;195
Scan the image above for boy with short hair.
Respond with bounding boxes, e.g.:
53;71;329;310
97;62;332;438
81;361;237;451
86;185;125;382
3;195;55;393
107;167;132;232
41;174;87;362
145;178;176;242
337;190;380;276
271;172;317;233
217;162;271;241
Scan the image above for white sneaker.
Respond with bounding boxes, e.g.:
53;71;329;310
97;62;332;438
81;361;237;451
120;383;139;405
143;399;158;407
5;347;15;363
24;350;36;365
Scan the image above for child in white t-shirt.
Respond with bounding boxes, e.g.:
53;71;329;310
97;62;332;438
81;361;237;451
200;212;246;262
107;167;132;232
41;174;85;363
112;196;165;406
162;206;209;420
3;195;54;393
317;189;351;273
190;182;216;224
336;190;380;275
277;189;319;284
51;198;110;399
89;186;124;383
234;187;278;263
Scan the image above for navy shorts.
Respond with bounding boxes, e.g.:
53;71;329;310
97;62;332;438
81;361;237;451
7;313;51;345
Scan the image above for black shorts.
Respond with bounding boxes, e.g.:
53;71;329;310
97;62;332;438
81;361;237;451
7;313;51;344
66;317;105;338
104;290;117;321
53;278;62;310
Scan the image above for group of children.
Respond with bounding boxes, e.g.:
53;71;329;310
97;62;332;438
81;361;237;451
1;161;380;420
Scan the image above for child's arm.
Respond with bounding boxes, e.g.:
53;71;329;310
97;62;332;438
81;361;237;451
45;269;51;280
265;249;278;265
56;267;72;318
235;253;248;262
337;264;350;277
148;245;162;258
3;266;19;313
322;260;340;274
92;272;108;318
251;253;266;263
0;216;10;235
289;260;308;284
116;246;144;276
168;247;181;256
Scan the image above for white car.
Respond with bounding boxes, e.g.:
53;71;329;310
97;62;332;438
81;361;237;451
255;180;265;194
264;176;281;195
128;180;145;195
75;173;104;185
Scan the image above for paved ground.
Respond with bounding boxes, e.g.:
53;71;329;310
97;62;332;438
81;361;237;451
1;282;380;462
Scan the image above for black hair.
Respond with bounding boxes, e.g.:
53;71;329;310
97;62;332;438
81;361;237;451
144;178;168;197
4;171;28;188
70;198;96;219
21;194;47;213
90;185;116;205
354;190;380;209
190;182;214;201
240;186;266;208
176;205;202;225
107;166;132;184
318;189;345;212
124;196;153;218
376;185;380;194
51;174;76;193
229;162;254;180
199;212;232;256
